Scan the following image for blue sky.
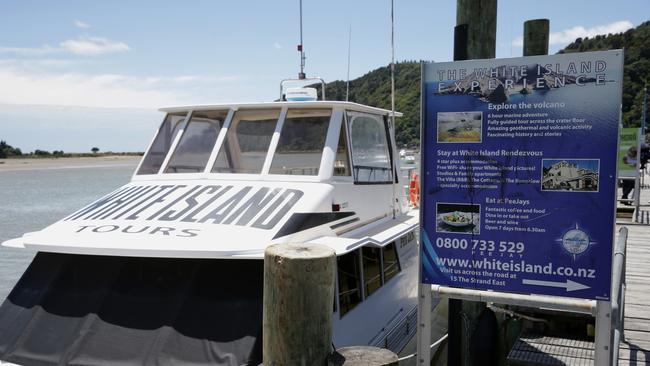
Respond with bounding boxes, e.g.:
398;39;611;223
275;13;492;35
0;0;647;152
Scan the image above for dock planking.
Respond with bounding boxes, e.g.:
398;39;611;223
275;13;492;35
618;205;650;366
508;187;650;365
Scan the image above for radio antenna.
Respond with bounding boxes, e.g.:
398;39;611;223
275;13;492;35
390;0;397;219
297;0;306;79
346;25;352;102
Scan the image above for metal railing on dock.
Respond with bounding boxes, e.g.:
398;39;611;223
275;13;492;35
610;226;628;365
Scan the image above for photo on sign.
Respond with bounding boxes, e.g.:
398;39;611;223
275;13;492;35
436;202;480;235
437;111;483;143
541;159;600;192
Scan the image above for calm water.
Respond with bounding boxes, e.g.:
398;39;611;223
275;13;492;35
0;164;136;303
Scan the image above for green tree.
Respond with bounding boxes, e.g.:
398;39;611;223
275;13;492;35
0;140;23;158
91;147;100;153
559;21;650;127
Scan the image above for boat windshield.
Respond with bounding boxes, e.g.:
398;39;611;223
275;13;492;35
212;109;281;174
137;112;187;175
165;110;228;173
138;107;333;176
269;109;330;175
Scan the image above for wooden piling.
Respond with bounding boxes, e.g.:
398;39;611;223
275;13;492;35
448;1;498;365
263;243;336;366
456;0;497;59
328;346;399;366
523;19;550;56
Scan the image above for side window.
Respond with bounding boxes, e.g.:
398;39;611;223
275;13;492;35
333;116;351;176
137;112;187;175
269;109;331;175
337;243;402;317
382;242;401;283
362;247;382;298
212;109;280;174
347;112;393;183
337;249;362;317
164;110;228;173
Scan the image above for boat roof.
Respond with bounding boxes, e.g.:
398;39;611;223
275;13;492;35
159;101;403;117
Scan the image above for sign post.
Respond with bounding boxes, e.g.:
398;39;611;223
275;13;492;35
420;50;624;300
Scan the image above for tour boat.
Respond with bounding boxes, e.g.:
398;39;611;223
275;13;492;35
0;86;419;365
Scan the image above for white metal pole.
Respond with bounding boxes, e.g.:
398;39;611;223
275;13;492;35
594;299;613;365
417;284;432;365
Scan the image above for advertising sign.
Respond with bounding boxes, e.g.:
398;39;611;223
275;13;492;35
618;127;640;176
421;50;624;300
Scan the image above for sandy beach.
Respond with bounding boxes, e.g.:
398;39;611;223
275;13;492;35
0;155;141;172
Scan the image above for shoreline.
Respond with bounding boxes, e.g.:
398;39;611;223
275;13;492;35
0;155;141;172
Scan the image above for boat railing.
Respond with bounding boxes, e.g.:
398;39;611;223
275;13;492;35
370;305;418;354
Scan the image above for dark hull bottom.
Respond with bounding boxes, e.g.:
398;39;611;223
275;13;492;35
0;252;263;366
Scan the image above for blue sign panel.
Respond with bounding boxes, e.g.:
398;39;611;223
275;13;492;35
421;50;624;300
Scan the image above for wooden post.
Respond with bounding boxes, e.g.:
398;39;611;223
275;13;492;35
263;243;336;366
456;0;497;59
453;24;469;61
448;1;498;365
523;19;550;56
328;346;398;366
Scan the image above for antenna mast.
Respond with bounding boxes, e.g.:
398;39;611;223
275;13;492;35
390;0;397;219
390;0;396;123
298;0;306;79
346;25;352;102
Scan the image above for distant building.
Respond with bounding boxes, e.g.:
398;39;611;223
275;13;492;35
542;160;598;191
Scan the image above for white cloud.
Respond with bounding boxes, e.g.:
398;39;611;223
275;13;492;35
0;69;180;108
512;20;634;47
0;45;57;56
0;36;130;56
74;20;91;29
273;42;283;49
60;36;130;55
0;60;257;109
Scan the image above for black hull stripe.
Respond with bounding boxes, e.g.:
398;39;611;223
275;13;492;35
330;217;360;230
273;212;356;239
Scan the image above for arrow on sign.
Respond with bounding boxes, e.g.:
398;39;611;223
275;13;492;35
522;279;590;292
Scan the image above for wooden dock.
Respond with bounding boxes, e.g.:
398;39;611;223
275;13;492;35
617;206;650;366
505;185;650;366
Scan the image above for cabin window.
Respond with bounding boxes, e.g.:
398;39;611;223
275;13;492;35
347;112;393;183
337;244;402;317
362;246;382;298
137;112;187;175
212;109;280;174
382;242;401;283
164;110;228;173
334;116;351;176
269;109;331;175
337;249;362;316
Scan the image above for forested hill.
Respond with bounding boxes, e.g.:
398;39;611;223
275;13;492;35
323;20;649;147
323;61;422;148
558;20;649;128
